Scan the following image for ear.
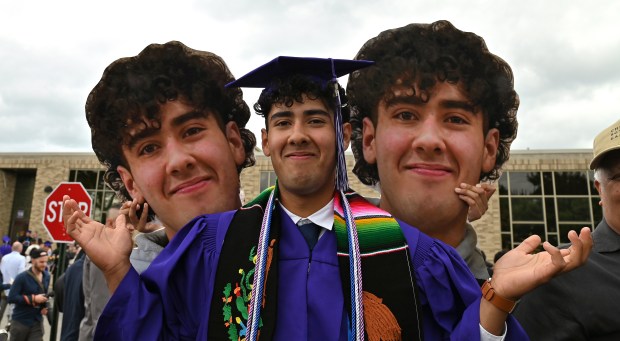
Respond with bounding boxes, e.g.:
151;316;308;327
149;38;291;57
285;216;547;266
117;165;144;202
342;122;352;150
481;128;500;173
594;178;602;195
362;117;377;165
261;128;270;157
225;121;246;167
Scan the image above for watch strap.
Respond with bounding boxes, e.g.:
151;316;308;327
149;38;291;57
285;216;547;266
481;278;518;314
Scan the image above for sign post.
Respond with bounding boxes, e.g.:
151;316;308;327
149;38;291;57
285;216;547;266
42;182;92;243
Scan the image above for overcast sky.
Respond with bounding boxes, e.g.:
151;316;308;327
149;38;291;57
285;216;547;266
1;0;618;153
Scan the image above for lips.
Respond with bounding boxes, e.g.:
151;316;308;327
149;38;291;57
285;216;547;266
284;150;316;158
405;163;452;176
169;176;212;195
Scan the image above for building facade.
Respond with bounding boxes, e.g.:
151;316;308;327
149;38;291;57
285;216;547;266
0;150;601;260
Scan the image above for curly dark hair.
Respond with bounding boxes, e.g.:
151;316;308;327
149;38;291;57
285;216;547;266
253;74;349;126
86;41;255;201
347;20;519;185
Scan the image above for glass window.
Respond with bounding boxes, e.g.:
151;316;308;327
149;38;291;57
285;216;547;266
544;198;557;231
501;233;512;250
76;170;99;190
554;171;588;195
498;174;508;195
511;198;543;221
513;223;545;245
97;170;107;190
547;234;559;246
259;171;277;192
558;224;593;244
543;172;554;196
509;172;542;195
500;198;510;232
557;198;591;222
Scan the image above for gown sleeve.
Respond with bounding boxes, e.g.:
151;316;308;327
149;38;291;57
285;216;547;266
399;222;527;341
94;211;236;341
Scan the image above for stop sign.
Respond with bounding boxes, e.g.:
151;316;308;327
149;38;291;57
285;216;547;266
42;182;93;243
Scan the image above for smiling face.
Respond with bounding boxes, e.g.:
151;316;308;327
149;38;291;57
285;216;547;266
117;99;245;234
262;95;351;216
362;81;498;244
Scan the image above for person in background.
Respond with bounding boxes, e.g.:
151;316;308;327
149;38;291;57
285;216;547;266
7;248;50;341
17;231;32;255
59;246;85;341
514;119;620;340
0;236;13;324
0;237;12;258
41;242;52;257
0;242;25;329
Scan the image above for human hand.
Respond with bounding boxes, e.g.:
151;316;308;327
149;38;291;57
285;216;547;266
33;294;48;304
455;183;496;222
41;307;48;316
490;227;592;300
119;199;153;233
63;195;133;277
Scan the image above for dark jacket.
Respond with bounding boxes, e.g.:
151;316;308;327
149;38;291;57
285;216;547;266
8;268;50;326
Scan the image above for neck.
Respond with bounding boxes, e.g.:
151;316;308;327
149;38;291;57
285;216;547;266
31;267;42;276
380;199;468;248
164;227;176;241
421;222;467;247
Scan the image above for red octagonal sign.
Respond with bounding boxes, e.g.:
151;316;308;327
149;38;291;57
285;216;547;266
42;182;92;243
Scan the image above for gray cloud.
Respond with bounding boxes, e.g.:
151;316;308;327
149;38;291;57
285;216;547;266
1;0;618;152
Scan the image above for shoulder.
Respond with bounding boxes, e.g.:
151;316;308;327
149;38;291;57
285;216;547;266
13;270;29;282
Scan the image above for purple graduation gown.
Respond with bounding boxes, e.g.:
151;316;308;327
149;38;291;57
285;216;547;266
95;206;527;340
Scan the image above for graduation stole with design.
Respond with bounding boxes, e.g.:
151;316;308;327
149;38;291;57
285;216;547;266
208;186;423;341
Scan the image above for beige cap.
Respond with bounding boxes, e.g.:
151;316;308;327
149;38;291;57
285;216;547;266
590;119;620;169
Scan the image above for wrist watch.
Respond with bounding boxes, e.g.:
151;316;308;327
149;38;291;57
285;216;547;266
481;278;518;314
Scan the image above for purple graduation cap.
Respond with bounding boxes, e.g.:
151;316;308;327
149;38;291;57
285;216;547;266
226;56;373;89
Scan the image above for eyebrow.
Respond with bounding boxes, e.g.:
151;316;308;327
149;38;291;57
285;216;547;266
384;96;477;114
126;110;208;149
269;109;331;122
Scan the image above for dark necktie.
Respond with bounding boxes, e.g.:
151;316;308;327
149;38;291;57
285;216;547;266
297;218;321;250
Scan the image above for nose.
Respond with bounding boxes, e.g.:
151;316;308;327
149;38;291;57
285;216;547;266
287;121;310;146
411;118;446;156
165;139;196;175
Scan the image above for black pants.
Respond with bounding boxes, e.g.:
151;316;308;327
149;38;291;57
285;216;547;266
0;293;7;322
8;320;43;341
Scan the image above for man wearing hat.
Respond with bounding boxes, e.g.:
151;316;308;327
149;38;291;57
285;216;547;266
514;119;620;339
7;248;50;341
0;237;11;258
